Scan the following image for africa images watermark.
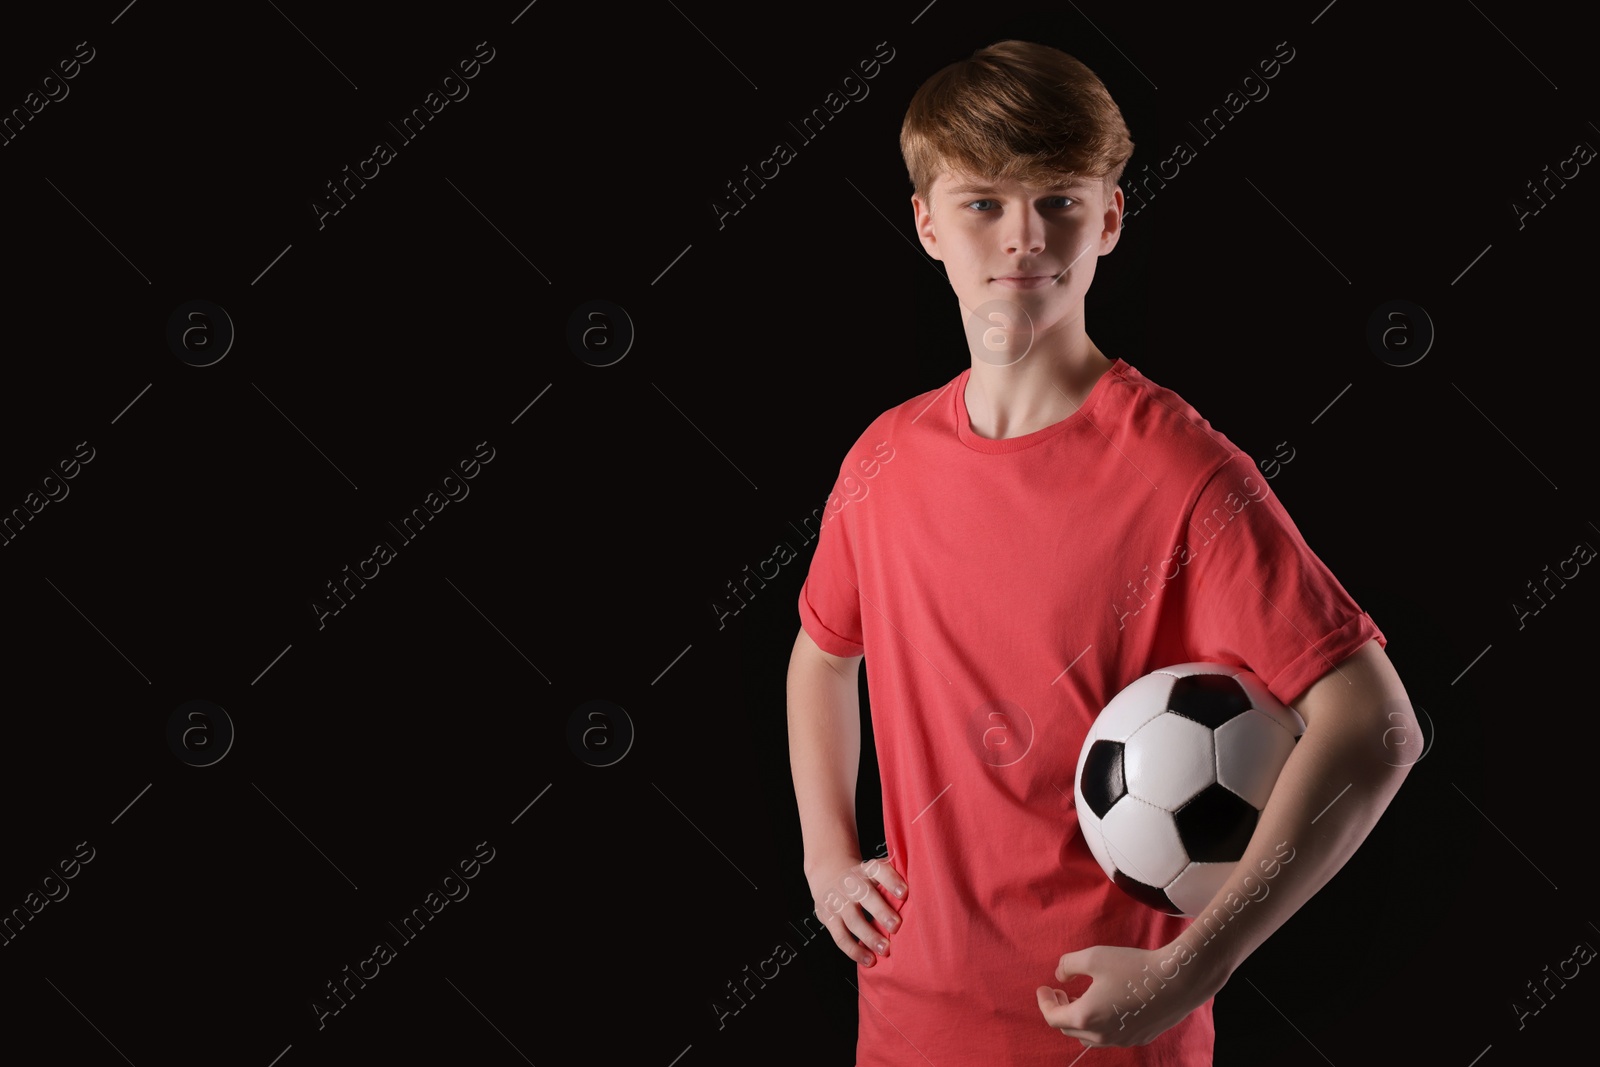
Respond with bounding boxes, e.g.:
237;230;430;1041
711;40;897;230
712;842;896;1030
0;841;96;948
311;440;496;630
1510;136;1595;230
310;840;496;1029
311;41;497;230
712;440;895;630
1513;932;1596;1031
1121;41;1296;221
0;40;96;149
1510;534;1594;631
1111;840;1296;1031
711;910;830;1031
1112;466;1270;631
0;440;96;548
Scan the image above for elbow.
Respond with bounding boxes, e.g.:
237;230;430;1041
1374;692;1429;780
1300;643;1425;784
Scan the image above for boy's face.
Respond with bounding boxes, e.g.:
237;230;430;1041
911;168;1123;350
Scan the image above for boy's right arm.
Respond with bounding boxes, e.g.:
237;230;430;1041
787;626;907;966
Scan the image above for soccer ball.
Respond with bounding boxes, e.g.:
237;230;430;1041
1073;663;1305;916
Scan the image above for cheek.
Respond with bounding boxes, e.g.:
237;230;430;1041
942;239;988;283
1067;220;1104;255
946;230;983;261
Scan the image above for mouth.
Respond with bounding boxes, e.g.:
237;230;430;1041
992;274;1057;289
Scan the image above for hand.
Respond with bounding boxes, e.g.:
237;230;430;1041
805;852;907;967
1035;943;1224;1048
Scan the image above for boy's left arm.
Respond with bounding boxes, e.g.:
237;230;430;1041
1037;638;1419;1048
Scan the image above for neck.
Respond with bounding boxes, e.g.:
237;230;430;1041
963;322;1111;440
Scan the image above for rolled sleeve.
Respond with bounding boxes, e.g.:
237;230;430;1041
1175;452;1385;707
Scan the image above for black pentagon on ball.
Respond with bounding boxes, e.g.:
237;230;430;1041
1112;869;1183;915
1166;673;1252;730
1175;782;1259;862
1080;739;1126;818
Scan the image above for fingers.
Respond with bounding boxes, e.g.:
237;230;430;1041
1035;985;1094;1042
841;879;901;938
839;864;904;932
1055;947;1094;983
831;890;893;962
850;858;907;931
821;905;883;966
812;857;909;967
861;854;908;901
1035;986;1074;1027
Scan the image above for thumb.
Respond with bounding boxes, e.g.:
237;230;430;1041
1055;947;1096;983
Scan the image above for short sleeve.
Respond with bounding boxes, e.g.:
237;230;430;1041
797;458;866;659
1174;452;1385;707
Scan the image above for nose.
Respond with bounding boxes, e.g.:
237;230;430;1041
1005;206;1046;255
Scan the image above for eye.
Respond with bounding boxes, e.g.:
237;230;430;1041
962;195;1076;213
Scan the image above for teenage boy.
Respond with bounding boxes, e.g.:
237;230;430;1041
787;39;1416;1066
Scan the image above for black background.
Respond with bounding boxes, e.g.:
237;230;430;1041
1;1;1594;1064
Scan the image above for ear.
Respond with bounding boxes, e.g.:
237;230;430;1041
911;193;942;261
1097;185;1125;257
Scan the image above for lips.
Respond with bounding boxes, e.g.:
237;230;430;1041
993;274;1055;289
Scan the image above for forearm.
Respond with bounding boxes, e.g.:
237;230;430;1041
787;651;865;876
1169;644;1416;982
1177;721;1409;983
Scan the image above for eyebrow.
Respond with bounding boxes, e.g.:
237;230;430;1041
944;181;1089;196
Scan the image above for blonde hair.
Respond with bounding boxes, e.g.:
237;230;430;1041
900;40;1135;204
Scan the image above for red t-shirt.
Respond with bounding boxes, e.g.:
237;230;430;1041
798;359;1385;1066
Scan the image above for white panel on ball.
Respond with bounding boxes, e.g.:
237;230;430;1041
1166;860;1236;917
1215;710;1300;809
1153;662;1231;678
1100;799;1189;888
1125;713;1217;811
1093;672;1181;741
